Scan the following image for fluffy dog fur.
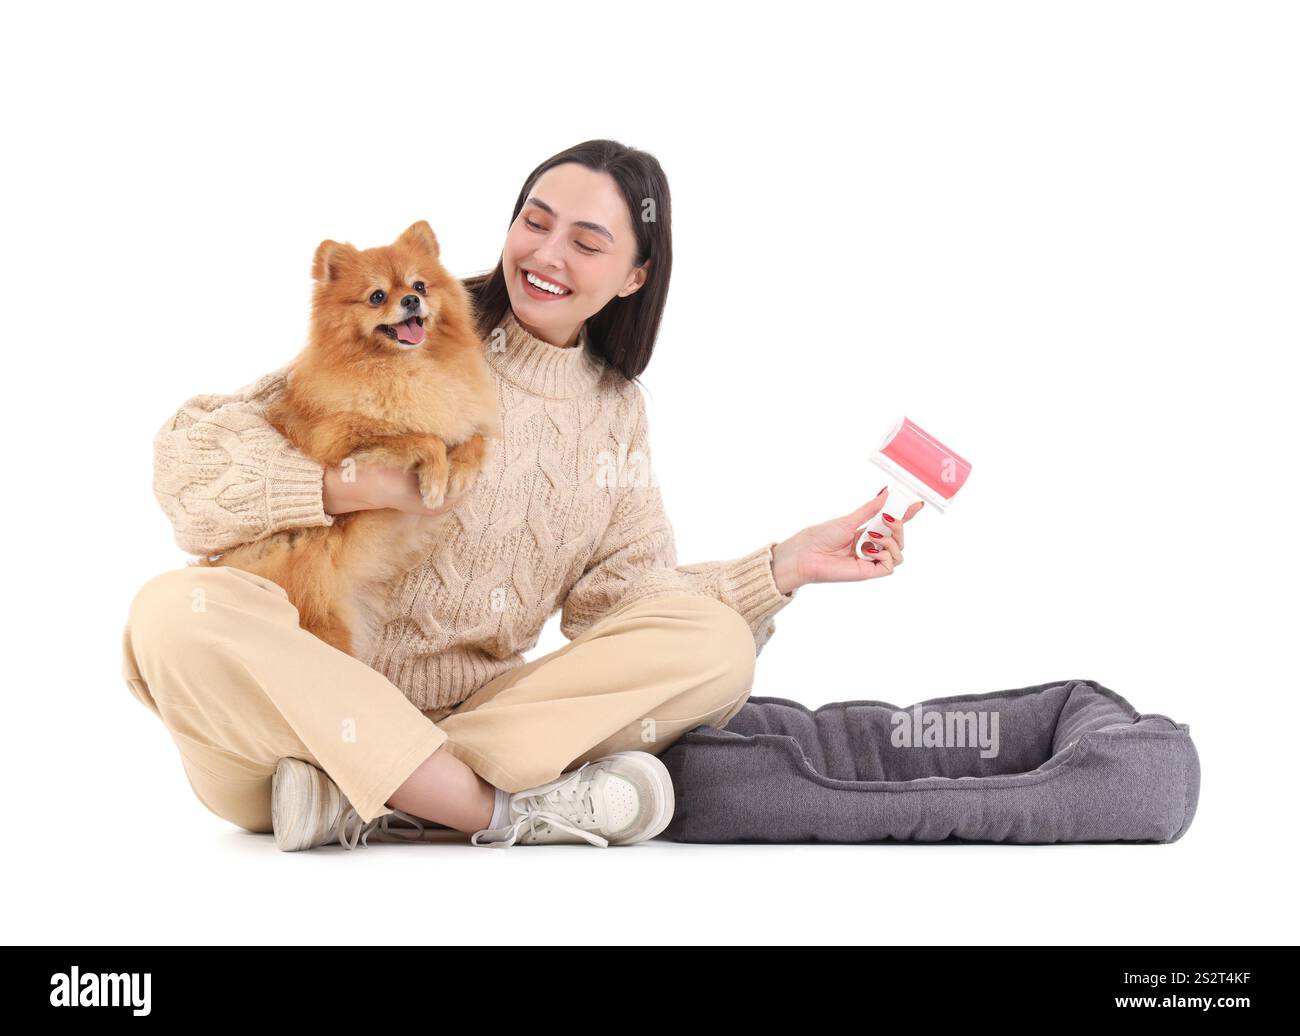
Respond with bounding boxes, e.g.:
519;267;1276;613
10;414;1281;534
200;220;502;660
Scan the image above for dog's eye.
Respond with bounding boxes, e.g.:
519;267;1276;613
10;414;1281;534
369;290;386;305
413;281;426;295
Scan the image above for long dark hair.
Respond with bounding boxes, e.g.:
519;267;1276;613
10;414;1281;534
461;139;672;385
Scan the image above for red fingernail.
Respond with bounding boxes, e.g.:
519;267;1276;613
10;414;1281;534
877;486;887;496
866;546;880;553
883;513;895;523
867;531;883;539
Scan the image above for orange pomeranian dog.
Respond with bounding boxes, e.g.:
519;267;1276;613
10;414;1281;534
199;220;502;660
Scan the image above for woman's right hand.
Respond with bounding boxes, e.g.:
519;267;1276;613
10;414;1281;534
323;464;464;517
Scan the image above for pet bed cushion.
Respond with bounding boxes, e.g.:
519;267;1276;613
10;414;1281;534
656;678;1198;844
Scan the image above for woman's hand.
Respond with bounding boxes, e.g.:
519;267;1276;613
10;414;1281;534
323;464;464;517
770;487;924;595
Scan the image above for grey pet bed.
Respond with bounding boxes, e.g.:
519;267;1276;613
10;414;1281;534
657;678;1199;844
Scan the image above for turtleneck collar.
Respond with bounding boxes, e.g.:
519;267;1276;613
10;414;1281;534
483;307;607;399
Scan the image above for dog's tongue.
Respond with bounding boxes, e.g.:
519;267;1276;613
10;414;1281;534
396;318;425;346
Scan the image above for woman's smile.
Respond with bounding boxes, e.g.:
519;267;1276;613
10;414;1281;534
520;267;574;301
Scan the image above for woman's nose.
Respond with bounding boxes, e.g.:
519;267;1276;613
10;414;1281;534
530;234;565;267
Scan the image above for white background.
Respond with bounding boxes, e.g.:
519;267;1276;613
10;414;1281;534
3;0;1296;945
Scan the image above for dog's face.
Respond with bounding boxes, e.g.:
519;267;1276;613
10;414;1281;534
310;221;460;352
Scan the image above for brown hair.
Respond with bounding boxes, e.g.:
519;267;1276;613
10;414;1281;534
460;139;672;385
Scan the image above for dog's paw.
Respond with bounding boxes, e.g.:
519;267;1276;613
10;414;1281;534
418;469;448;511
445;462;480;500
420;484;447;511
444;434;490;499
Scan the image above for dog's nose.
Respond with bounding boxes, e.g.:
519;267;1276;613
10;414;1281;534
401;294;420;311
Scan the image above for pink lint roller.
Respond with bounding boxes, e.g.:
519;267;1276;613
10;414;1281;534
855;416;973;560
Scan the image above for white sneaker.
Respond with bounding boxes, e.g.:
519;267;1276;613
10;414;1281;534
470;751;675;848
271;757;429;852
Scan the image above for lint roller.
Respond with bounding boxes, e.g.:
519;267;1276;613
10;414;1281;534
855;416;973;560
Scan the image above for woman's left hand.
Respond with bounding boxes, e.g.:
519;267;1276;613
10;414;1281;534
770;487;924;595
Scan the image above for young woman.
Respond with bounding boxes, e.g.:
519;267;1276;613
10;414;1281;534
122;139;921;852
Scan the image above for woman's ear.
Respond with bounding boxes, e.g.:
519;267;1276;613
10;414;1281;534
619;258;651;297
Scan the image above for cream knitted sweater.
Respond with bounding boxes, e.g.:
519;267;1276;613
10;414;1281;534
151;308;799;712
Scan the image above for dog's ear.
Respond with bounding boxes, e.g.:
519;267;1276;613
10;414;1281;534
397;221;440;259
312;240;356;284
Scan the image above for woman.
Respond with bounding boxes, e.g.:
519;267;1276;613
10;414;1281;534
122;139;921;852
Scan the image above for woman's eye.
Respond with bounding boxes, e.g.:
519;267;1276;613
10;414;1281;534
413;281;426;294
369;290;386;305
525;217;545;231
575;242;598;254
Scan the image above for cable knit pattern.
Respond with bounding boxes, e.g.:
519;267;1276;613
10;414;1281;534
151;375;337;556
150;308;799;711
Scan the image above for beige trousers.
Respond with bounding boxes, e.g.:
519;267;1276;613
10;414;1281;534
121;565;757;830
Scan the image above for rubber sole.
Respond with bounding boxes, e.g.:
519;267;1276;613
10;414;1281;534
605;750;675;844
271;757;342;852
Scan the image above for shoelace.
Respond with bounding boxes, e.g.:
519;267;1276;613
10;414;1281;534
336;805;429;850
472;762;610;849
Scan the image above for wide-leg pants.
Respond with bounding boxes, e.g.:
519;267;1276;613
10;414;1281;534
121;566;757;831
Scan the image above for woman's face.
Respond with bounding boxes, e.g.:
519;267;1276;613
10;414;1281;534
502;162;648;348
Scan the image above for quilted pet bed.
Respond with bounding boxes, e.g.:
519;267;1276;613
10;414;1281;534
656;678;1199;844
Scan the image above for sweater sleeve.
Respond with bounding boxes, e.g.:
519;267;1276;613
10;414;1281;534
151;368;334;557
559;392;799;654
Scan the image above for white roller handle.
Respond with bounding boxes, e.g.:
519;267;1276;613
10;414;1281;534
855;482;922;560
